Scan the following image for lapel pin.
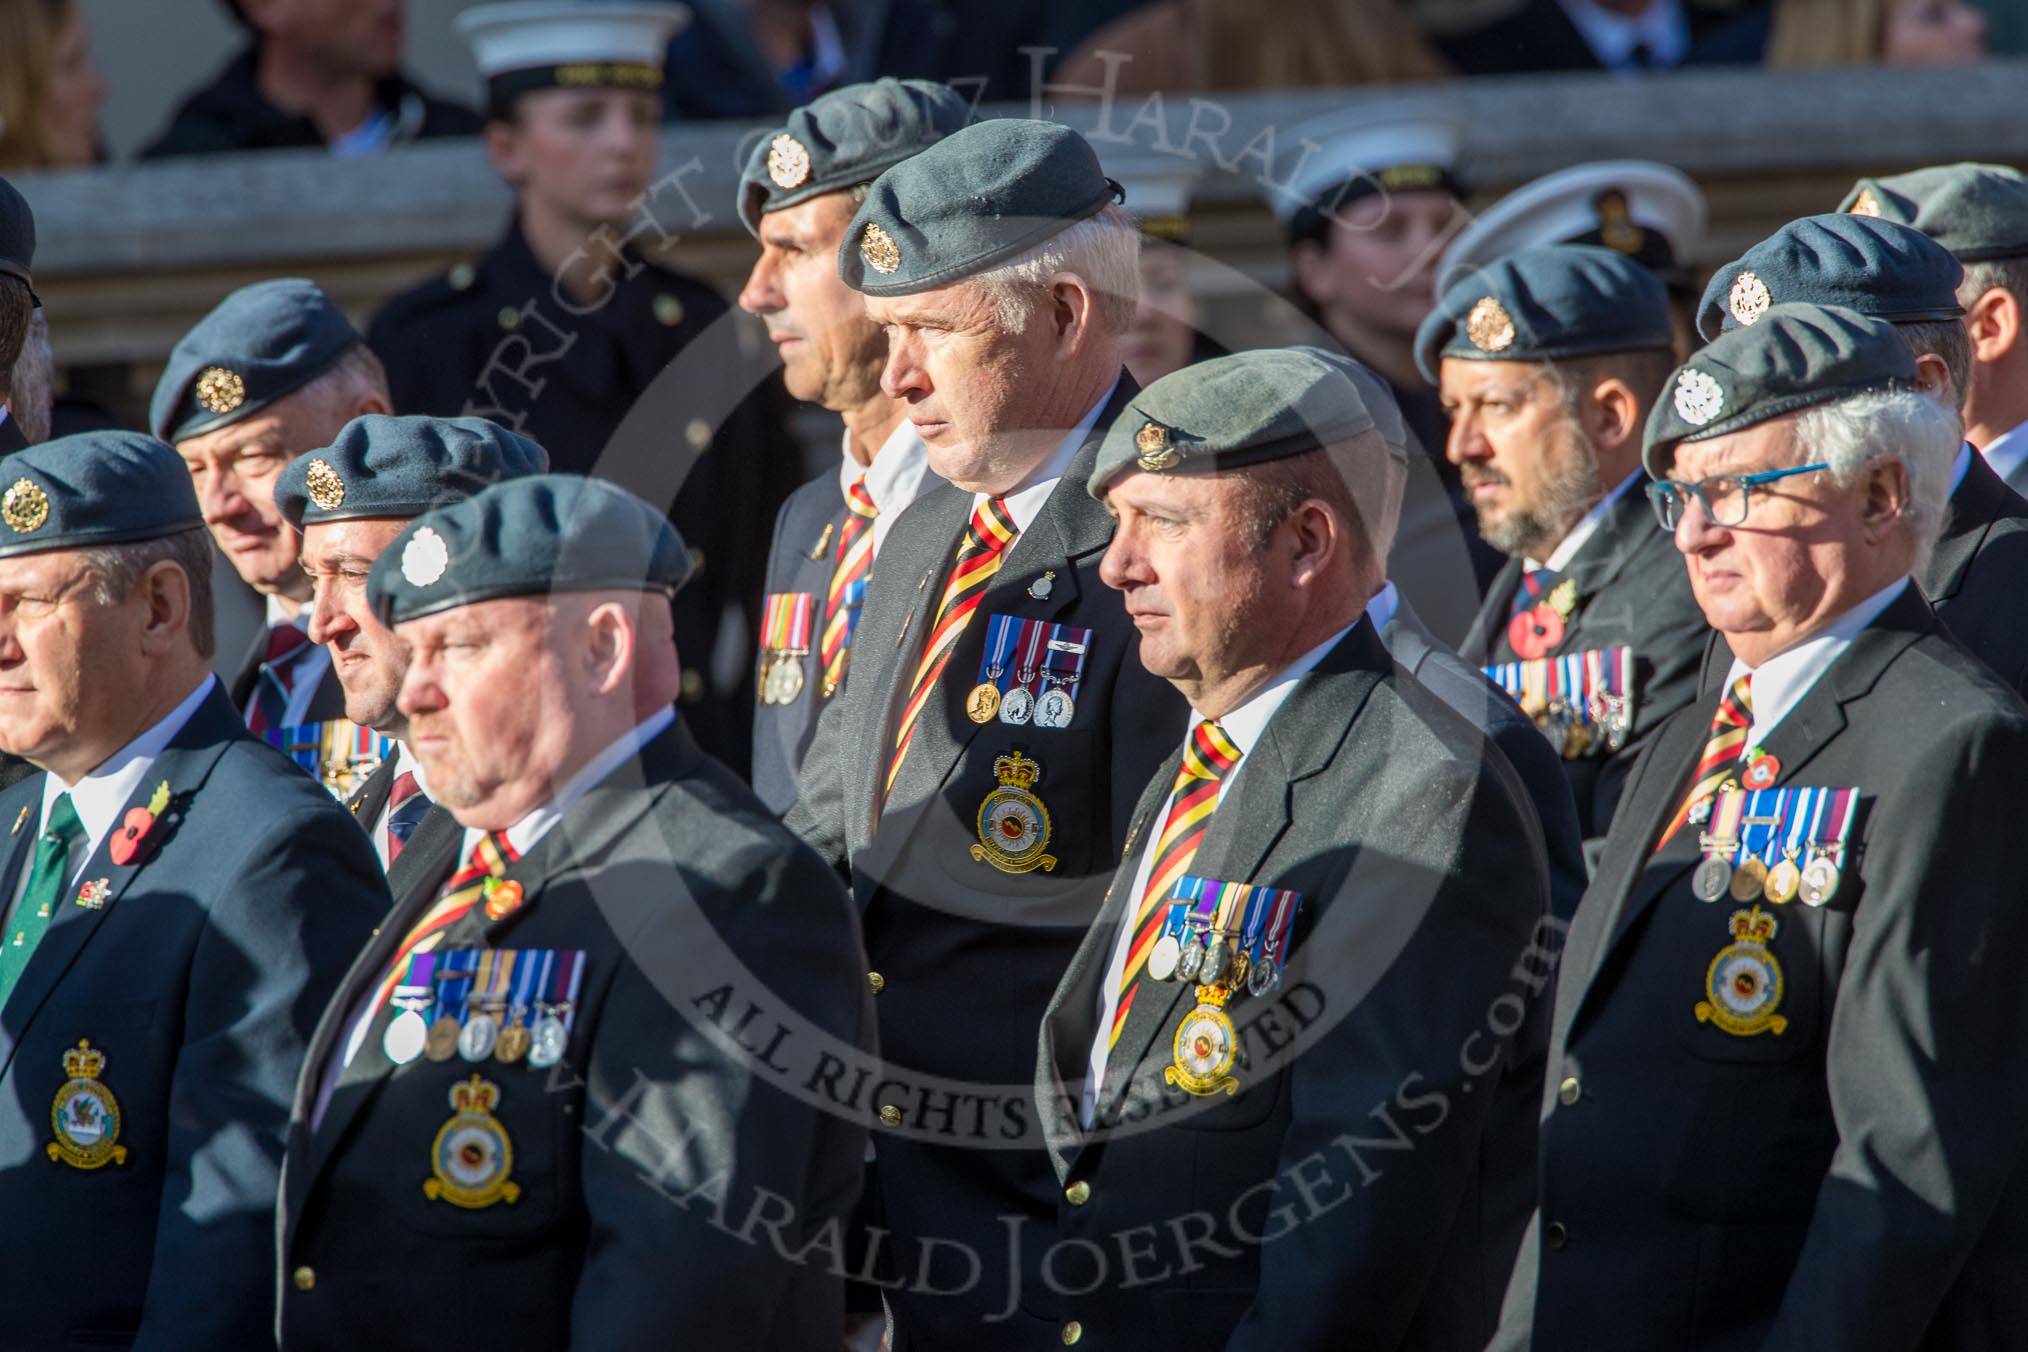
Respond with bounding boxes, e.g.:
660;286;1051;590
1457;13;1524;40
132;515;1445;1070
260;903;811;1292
1028;571;1056;601
11;806;24;835
807;522;834;560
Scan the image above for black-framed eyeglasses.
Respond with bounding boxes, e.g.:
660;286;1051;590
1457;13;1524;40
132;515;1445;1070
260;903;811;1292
1646;463;1830;531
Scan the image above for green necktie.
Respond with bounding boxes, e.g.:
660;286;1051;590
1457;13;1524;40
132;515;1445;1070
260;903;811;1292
0;793;84;1007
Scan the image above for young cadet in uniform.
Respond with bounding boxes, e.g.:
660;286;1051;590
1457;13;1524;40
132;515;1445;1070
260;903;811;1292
1422;246;1706;849
280;475;871;1350
785;119;1185;1345
0;431;387;1348
1507;305;2028;1351
736;77;967;813
368;0;796;773
1698;210;2028;692
1035;347;1551;1351
274;414;548;883
1841;164;2028;493
1269;106;1501;644
152;278;389;735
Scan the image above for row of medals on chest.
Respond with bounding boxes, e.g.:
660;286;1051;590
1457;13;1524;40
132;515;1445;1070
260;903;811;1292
1688;767;1846;909
384;973;570;1069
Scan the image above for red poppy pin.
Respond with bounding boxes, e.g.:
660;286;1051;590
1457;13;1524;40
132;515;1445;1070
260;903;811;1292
108;781;172;867
482;877;524;921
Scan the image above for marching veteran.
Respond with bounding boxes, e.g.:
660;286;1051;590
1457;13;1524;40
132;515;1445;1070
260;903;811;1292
1423;246;1707;848
1507;305;2028;1350
0;431;387;1348
280;475;872;1350
1698;211;2028;693
275;414;549;885
737;77;967;812
153;278;390;734
784;117;1185;1344
1035;347;1552;1351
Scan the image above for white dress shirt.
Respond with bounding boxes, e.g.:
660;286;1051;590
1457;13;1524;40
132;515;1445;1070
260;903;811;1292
978;380;1119;536
1526;472;1641;574
256;595;333;729
1081;617;1360;1125
840;419;934;556
1560;0;1690;70
1980;423;2028;488
1722;580;1907;749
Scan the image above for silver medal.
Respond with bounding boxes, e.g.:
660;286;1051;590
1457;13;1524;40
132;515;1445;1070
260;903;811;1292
458;1011;499;1062
1175;939;1206;985
1032;688;1075;729
998;685;1035;725
1147;934;1181;983
382;1007;428;1065
1800;856;1841;908
1200;935;1229;986
528;1012;569;1068
1692;856;1733;903
1246;954;1280;999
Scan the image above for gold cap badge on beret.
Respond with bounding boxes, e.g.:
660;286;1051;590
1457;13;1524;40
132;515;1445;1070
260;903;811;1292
1848;188;1882;218
1674;369;1725;427
1135;421;1179;472
194;367;247;416
1465;297;1516;353
1728;272;1772;327
767;133;812;190
2;479;47;534
860;223;901;276
304;458;346;512
400;526;449;588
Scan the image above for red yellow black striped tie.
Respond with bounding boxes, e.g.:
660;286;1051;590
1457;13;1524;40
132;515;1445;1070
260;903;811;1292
1108;720;1243;1049
819;476;879;698
1655;675;1753;851
363;831;519;1021
885;497;1018;798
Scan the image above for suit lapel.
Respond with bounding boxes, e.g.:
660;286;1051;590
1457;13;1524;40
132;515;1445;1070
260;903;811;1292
1921;449;2003;605
1461;557;1523;663
1559;484;1663;626
346;757;396;827
386;805;461;903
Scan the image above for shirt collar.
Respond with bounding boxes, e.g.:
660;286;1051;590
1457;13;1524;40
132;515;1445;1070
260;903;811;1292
1190;619;1361;759
44;675;217;876
1980;422;2028;486
1559;0;1688;68
1528;471;1640;573
460;704;676;863
1722;579;1907;745
1363;581;1400;636
393;738;429;799
980;379;1118;535
839;419;935;554
264;594;309;633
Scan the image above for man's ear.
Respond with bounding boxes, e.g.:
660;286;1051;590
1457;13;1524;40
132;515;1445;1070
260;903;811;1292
1861;454;1913;544
1911;351;1954;405
1582;376;1643;456
1963;286;2020;366
582;601;637;697
135;560;193;658
1049;275;1100;360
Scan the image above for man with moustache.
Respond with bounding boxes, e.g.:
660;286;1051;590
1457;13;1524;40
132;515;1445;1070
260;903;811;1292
1507;305;2028;1350
280;475;871;1349
274;414;548;885
0;430;386;1348
1424;246;1706;849
153;278;390;737
736;77;967;812
786;118;1184;1345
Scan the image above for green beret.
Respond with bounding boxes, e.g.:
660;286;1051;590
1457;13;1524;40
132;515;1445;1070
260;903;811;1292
1839;162;2028;263
738;79;972;236
1414;244;1673;384
275;415;551;530
1088;347;1384;499
367;474;693;626
1696;214;1963;341
1644;303;1917;477
151;279;362;444
839;118;1121;296
0;431;204;561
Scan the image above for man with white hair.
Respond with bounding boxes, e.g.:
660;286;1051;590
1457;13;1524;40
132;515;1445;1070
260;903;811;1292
786;117;1185;1345
1507;304;2028;1350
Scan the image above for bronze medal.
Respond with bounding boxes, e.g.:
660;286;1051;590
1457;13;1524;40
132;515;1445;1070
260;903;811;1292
1729;858;1769;903
495;1021;532;1065
1762;857;1802;905
424;1015;462;1062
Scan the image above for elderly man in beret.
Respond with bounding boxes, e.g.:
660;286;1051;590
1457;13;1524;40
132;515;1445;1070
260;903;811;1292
1034;346;1552;1351
279;474;871;1350
1505;304;2028;1351
153;278;392;737
784;116;1186;1344
1698;211;2028;694
1425;246;1707;852
0;431;387;1347
274;415;548;894
736;78;967;813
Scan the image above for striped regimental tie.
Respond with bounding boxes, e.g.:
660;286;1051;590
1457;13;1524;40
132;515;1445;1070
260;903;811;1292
818;476;880;698
361;831;520;1022
882;497;1017;801
1655;675;1753;852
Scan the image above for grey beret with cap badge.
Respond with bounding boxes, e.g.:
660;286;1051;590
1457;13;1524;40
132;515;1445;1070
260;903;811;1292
739;78;972;236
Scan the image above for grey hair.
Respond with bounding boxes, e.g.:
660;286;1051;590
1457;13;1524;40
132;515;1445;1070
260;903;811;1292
1895;318;1973;416
76;527;217;659
1793;387;1958;576
1960;257;2028;313
970;203;1140;337
290;341;391;421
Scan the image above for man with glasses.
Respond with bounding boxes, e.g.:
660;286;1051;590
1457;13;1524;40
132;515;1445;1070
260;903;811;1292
1504;303;2028;1350
1422;246;1708;850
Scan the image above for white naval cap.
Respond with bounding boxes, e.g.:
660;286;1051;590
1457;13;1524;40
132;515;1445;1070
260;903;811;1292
1268;103;1463;228
1437;159;1707;295
456;1;689;113
1113;163;1203;243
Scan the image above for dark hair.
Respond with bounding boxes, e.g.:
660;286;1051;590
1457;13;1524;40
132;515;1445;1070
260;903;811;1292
1896;317;1973;415
0;276;33;403
78;527;218;659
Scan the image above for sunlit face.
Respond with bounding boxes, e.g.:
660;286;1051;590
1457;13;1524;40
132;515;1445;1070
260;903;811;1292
1667;417;1875;666
396;597;580;830
1296;189;1461;343
1120;242;1199;388
179;395;344;596
490;89;660;229
1882;0;1987;65
0;549;151;778
1439;359;1601;558
1099;470;1278;693
868;280;1061;493
302;517;411;736
42;3;106;168
739;192;887;410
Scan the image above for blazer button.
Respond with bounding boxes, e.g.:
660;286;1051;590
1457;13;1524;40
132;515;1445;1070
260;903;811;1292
878;1104;903;1127
1061;1321;1084;1345
1546;1221;1569;1250
292;1266;316;1291
1558;1076;1581;1106
1065;1180;1090;1206
868;971;885;995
